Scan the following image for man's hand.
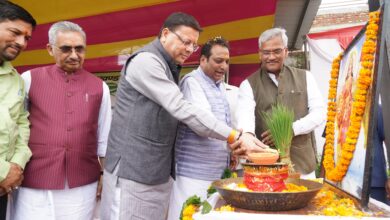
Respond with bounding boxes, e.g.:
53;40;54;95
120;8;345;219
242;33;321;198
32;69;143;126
97;157;105;200
240;133;269;154
385;179;390;200
232;133;275;159
229;138;246;156
261;130;275;147
0;163;23;193
96;173;103;200
229;154;239;170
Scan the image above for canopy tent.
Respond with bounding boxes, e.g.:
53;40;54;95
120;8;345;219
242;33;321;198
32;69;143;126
11;0;320;86
309;25;364;49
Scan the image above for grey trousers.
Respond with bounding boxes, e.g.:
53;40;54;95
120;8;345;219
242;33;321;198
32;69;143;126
100;167;173;220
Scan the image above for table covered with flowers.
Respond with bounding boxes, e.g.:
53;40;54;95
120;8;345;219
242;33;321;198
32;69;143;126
191;183;390;220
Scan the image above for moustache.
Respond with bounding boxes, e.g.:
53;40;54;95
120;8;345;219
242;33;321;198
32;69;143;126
7;44;22;52
66;58;81;62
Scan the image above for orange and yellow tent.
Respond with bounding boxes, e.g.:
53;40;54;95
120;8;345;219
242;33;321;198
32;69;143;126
12;0;277;85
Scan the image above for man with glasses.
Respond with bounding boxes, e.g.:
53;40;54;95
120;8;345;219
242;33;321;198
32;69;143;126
0;2;36;219
101;12;269;219
12;21;112;220
236;27;326;179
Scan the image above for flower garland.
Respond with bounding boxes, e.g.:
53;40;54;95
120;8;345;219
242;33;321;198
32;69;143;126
323;11;380;182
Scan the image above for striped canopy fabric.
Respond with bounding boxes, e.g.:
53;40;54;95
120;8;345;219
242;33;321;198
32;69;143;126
12;0;276;86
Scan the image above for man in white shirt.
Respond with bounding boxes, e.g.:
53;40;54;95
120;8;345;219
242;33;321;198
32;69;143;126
168;37;236;220
236;27;326;178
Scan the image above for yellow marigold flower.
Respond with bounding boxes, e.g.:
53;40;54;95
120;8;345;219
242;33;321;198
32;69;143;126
367;24;379;31
325;149;334;155
363;40;376;47
183;204;197;217
367;34;377;40
359;68;371;75
363;54;375;61
362;61;373;69
216;205;235;212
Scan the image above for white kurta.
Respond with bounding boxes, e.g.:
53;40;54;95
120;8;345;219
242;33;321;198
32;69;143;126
12;181;98;220
236;71;326;136
168;176;213;220
236;71;326;176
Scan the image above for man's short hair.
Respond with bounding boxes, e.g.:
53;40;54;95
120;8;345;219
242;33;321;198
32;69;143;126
258;27;288;49
201;36;230;60
0;1;36;28
48;21;86;45
158;12;202;38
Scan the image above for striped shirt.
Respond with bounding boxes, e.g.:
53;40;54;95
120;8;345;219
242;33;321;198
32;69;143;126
175;68;231;181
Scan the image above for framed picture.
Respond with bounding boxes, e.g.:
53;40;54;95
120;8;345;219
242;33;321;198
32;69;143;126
323;11;383;206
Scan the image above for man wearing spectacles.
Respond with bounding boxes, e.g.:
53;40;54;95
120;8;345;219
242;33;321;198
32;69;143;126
12;21;112;220
236;27;326;179
101;13;269;219
0;2;35;219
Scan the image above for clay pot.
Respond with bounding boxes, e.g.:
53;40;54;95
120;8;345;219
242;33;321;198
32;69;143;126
248;152;279;165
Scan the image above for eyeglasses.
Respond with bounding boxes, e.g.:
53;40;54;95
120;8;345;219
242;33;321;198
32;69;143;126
260;48;285;56
53;45;86;54
170;31;199;52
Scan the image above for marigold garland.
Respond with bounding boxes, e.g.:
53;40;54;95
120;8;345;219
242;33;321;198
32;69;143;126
323;11;380;182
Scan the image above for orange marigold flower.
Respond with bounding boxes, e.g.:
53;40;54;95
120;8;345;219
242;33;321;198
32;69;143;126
343;143;356;151
367;34;378;40
367;24;379;31
359;68;371;76
363;40;376;47
362;54;375;61
345;137;357;144
362;61;373;69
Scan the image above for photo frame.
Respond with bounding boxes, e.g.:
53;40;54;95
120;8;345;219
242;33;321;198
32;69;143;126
322;7;384;207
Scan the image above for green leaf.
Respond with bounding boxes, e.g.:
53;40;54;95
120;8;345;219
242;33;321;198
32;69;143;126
221;168;232;179
207;185;217;198
262;103;294;157
201;201;212;214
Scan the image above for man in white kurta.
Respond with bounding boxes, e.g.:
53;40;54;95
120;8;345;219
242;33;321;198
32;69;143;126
12;21;112;220
236;28;326;178
168;37;233;220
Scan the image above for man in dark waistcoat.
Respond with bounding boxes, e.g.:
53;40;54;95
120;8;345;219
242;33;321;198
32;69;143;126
236;27;326;178
101;12;271;220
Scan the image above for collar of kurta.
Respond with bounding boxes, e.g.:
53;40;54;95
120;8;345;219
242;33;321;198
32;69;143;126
152;38;181;83
53;64;85;81
0;61;15;75
197;67;223;88
260;63;287;78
